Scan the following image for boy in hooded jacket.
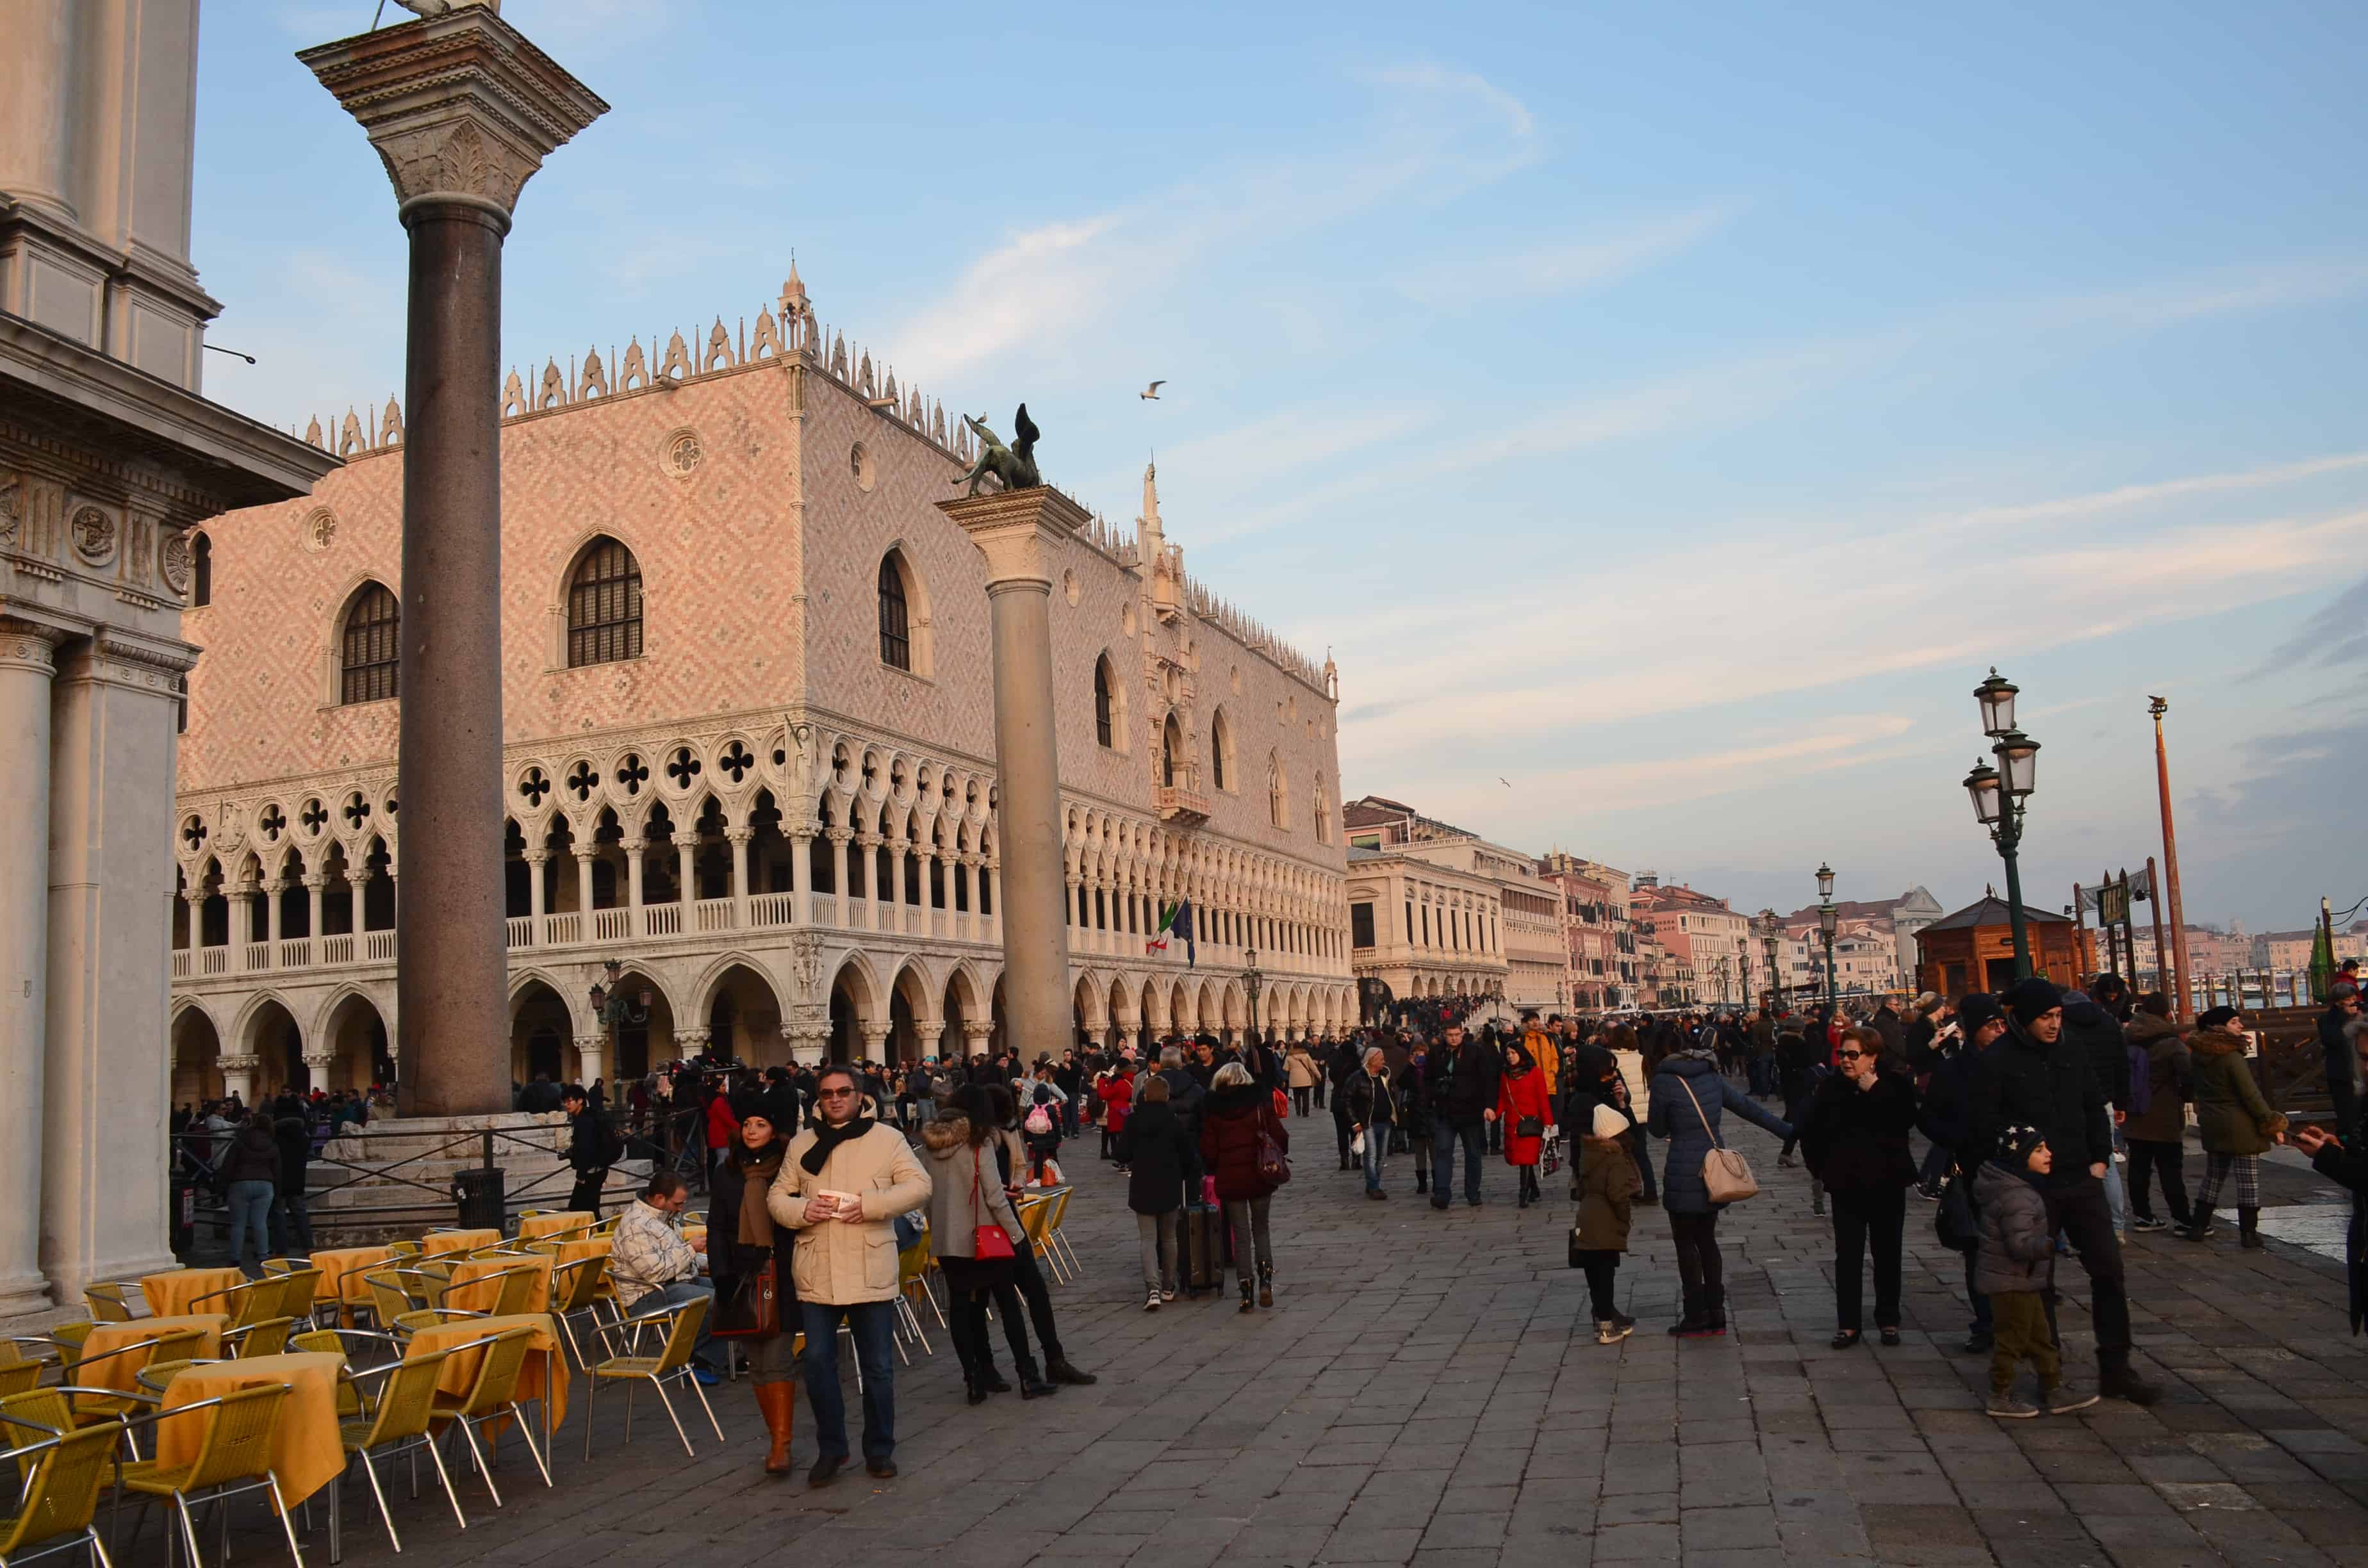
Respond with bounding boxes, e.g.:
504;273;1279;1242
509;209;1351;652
1975;1125;2098;1419
1572;1104;1644;1344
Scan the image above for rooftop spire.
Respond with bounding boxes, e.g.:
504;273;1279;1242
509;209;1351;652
1140;457;1162;532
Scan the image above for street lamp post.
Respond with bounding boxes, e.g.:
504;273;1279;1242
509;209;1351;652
587;956;653;1072
1758;909;1782;1012
1965;669;2041;980
1814;865;1839;1015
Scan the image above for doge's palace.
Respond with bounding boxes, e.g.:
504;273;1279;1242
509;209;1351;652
169;268;1356;1105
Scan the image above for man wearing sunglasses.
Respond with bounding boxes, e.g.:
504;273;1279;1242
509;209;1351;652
768;1061;932;1486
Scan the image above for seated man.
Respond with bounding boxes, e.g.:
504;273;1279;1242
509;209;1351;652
607;1171;718;1382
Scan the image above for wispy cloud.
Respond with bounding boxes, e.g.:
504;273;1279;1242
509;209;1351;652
1397;200;1748;306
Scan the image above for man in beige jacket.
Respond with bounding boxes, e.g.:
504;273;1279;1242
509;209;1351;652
768;1062;931;1485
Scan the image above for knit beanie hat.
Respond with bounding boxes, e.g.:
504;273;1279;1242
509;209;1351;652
1591;1104;1629;1140
1998;1123;2048;1168
1956;993;2003;1034
2197;1006;2241;1031
2003;976;2064;1024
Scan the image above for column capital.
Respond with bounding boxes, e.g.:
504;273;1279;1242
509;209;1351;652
522;849;550;865
826;827;853;845
298;9;609;229
724;827;755;845
260;878;287;897
670;831;700;849
936;486;1090;590
0;619;62;675
302;873;328;891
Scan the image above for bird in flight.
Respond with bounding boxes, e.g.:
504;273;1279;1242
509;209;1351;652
1140;380;1165;400
1499;778;1513;788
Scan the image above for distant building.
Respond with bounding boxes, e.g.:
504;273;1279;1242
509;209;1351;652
1633;878;1752;1010
1915;895;2094;996
1343;844;1507;1011
1342;796;1561;1011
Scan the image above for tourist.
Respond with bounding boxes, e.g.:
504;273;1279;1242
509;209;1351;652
703;1075;739;1179
1199;1061;1288;1311
218;1111;279;1278
2182;1005;2287;1247
1969;977;2158;1405
1497;1041;1553;1209
2295;1087;2368;1334
1977;1125;2097;1417
1095;1058;1135;1168
768;1062;932;1485
1285;1039;1321;1116
709;1099;799;1475
1424;1022;1501;1210
561;1083;616;1214
2321;983;2363;1138
1023;1065;1066;1183
976;1083;1098;1391
2062;986;2132;1236
1800;1026;1918;1348
269;1096;313;1257
1328;1035;1361;1170
608;1170;718;1380
919;1083;1036;1402
1574;1103;1644;1344
1344;1047;1397;1200
2121;992;2194;1233
1647;1025;1793;1337
1920;993;2005;1352
1402;1040;1436;1196
1120;1074;1194;1309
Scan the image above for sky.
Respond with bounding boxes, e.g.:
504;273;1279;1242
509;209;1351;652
190;1;2368;936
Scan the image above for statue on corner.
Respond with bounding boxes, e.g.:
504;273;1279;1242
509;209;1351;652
953;404;1041;496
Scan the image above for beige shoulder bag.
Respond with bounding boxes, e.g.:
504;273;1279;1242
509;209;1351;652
1675;1075;1759;1204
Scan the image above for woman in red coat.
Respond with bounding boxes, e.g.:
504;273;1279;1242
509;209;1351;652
1096;1064;1135;1170
1199;1063;1289;1312
1498;1043;1553;1209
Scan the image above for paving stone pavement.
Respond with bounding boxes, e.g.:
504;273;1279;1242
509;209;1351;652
185;1103;2368;1567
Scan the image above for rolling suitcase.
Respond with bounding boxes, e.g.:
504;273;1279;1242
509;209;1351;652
1182;1204;1222;1295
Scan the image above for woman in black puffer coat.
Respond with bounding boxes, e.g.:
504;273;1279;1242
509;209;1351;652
1799;1026;1920;1348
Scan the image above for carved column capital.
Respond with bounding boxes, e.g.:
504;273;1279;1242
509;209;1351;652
298;8;609;229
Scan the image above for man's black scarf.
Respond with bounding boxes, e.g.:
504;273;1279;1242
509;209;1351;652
801;1115;876;1175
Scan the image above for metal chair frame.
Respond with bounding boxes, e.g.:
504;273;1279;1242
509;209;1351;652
425;1329;550;1508
113;1384;302;1568
580;1297;721;1461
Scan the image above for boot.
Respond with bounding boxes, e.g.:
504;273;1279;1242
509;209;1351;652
755;1380;796;1474
977;1355;1012;1394
1667;1284;1704;1337
1238;1273;1256;1314
2097;1349;2161;1407
1045;1357;1098;1386
2178;1205;2216;1241
2239;1206;2264;1249
1014;1356;1059;1400
1695;1286;1728;1337
1258;1261;1274;1309
1414;1168;1429;1195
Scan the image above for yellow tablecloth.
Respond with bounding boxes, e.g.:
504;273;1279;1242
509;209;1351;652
157;1352;344;1505
73;1316;226;1396
140;1266;245;1319
406;1312;570;1433
555;1236;612;1264
516;1211;593;1243
444;1256;552;1316
309;1246;395;1324
420;1229;503;1258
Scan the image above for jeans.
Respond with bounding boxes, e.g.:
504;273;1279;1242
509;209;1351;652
2125;1138;2192;1225
633;1278;716;1364
1360;1119;1390;1191
1221;1196;1272;1286
1830;1186;1906;1331
1916;1140;1953;1191
1137;1211;1178;1293
224;1180;274;1274
1292;1088;1311;1116
2101;1122;2128;1233
798;1299;898;1463
1333;1102;1354;1166
2040;1177;2129;1360
1430;1120;1485;1207
268;1191;312;1256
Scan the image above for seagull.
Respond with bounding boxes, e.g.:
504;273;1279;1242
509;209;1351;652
1139;380;1165;400
1499;778;1513;788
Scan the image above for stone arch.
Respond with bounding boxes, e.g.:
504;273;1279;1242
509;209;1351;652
600;965;678;1080
330;575;400;706
170;997;224;1106
554;528;648;669
828;951;881;1064
1073;972;1108;1049
696;957;786;1068
317;986;392;1093
509;976;573;1088
876;544;932;676
234;993;306;1096
1108;972;1137;1047
887;958;935;1063
1092;649;1129;753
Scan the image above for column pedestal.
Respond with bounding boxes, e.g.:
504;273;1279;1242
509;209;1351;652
937;487;1088;1066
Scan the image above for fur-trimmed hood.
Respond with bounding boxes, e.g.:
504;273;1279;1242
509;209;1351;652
920;1114;973;1156
2190;1025;2248;1058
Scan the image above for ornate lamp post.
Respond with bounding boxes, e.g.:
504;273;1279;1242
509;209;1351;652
588;957;652;1040
1758;910;1782;1011
1243;946;1263;1040
1815;865;1839;1015
1966;669;2041;980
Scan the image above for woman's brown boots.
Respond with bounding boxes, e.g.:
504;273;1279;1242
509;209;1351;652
755;1381;796;1475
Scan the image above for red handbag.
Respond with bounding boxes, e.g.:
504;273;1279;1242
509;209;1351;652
972;1149;1016;1261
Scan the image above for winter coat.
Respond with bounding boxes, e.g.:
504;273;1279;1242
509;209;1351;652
703;1094;739;1152
1117;1100;1195;1216
1646;1052;1792;1215
272;1115;311;1196
1916;1044;1978;1164
218;1123;279;1187
1425;1038;1502;1126
1199;1085;1288;1202
1344;1068;1397;1128
2323;1008;2365;1127
1573;1134;1643;1251
1397;1061;1434;1138
1968;1021;2110;1186
706;1137;797;1319
765;1122;932;1305
2120;1013;2192;1143
1497;1065;1552;1167
1798;1070;1919;1200
1872;1006;1904;1059
1972;1159;2055;1295
2189;1026;2285;1156
2306;1133;2368;1334
2062;998;2131;1107
917;1116;1024;1262
1285;1049;1322;1090
565;1106;615;1172
1096;1072;1135;1136
1902;1014;1941;1074
1556;1038;1620;1127
1775;1031;1820;1098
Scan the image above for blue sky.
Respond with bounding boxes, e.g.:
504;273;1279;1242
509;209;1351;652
193;2;2368;935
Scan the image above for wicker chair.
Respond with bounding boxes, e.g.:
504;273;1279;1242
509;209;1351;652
116;1383;300;1567
330;1341;473;1556
581;1295;720;1460
0;1394;127;1568
426;1327;551;1506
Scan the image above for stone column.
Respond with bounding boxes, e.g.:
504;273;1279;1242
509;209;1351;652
860;1023;892;1065
938;487;1087;1064
349;870;370;936
787;829;812;919
855;833;880;904
672;831;698;903
888;833;908;910
0;623;57;1316
725;827;752;911
219;1054;260;1107
677;1025;712;1059
574;849;596;916
626;846;645;911
574;1033;607;1090
229;890;256;968
263;879;285;948
302;1049;336;1092
303;875;325;943
785;1021;830;1067
962;1020;994;1059
826;828;852;916
302;10;606;1117
525;851;548;920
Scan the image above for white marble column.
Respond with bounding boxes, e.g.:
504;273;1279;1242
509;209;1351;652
524;851;548;919
725;828;752;913
575;849;596;915
626;843;646;910
303;874;325;943
787;829;812;920
0;623;57;1316
219;1054;260;1107
263;879;285;948
349;870;370;935
860;1023;892;1066
962;1020;993;1060
672;831;697;903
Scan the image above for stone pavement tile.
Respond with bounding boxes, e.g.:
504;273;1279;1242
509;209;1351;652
1596;1491;1679;1526
1436;1483;1520;1515
1421;1512;1509;1549
1971;1505;2096;1543
1317;1525;1427;1562
1591;1521;1682;1561
2054;1482;2180;1517
1411;1551;1505;1568
1680;1506;1779;1551
1342;1493;1441;1531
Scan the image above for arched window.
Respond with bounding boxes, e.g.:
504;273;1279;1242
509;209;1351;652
340;582;400;704
192;534;211;607
1210;710;1231;792
1313;775;1331;844
1267;753;1288;829
878;553;911;670
568;537;643;667
1094;658;1114;747
1162;712;1183;788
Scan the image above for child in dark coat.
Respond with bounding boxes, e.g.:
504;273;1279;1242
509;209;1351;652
1572;1105;1645;1344
1973;1125;2098;1419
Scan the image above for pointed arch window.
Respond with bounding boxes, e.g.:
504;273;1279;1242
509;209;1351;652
340;582;400;705
1162;712;1183;788
568;537;643;667
1094;658;1115;747
878;554;911;670
192;534;212;607
1210;710;1230;792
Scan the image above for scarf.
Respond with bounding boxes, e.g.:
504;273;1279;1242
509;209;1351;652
736;1141;786;1248
800;1115;876;1175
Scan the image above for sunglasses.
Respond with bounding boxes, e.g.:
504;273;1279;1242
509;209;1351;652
1837;1049;1864;1060
818;1087;859;1099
